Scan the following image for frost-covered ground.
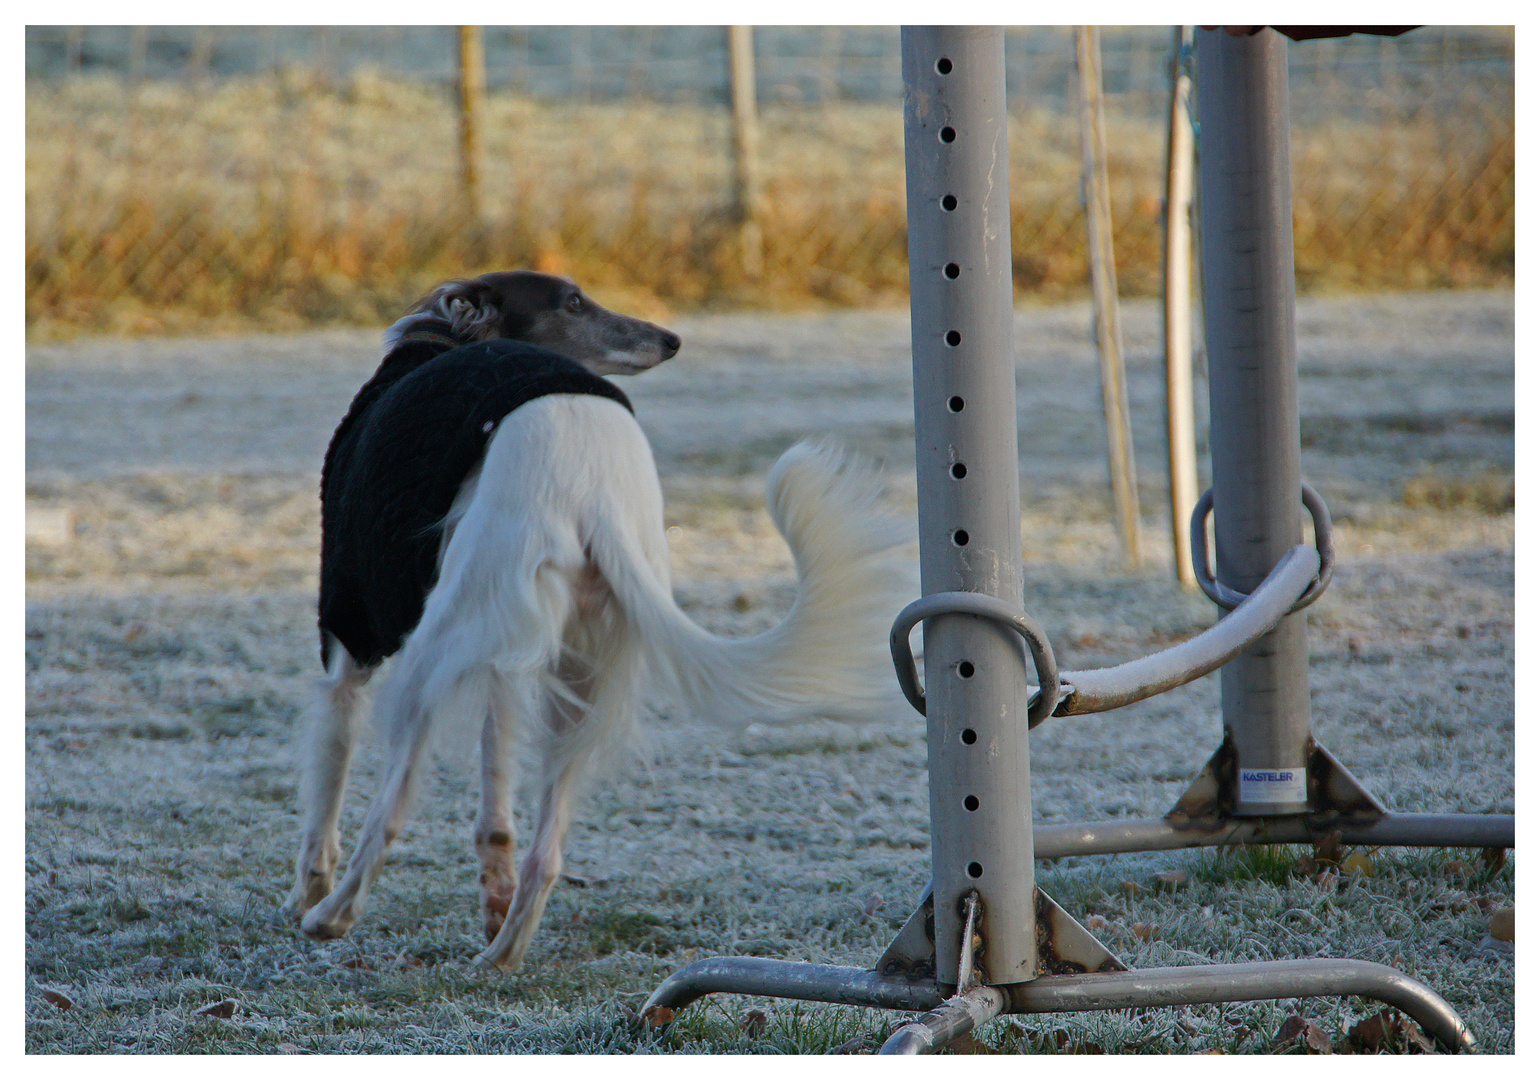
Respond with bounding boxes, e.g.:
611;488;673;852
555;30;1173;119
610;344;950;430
25;291;1513;1053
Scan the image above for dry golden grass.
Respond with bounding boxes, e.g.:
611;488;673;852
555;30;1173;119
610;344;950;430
25;73;1513;339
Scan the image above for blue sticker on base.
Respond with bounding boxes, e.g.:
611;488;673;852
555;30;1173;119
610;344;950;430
1239;767;1307;803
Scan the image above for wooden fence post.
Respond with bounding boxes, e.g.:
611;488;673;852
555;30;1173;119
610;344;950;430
1164;25;1199;588
727;25;765;280
458;25;487;254
1076;25;1142;569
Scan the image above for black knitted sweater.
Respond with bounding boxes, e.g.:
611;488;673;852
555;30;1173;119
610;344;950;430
318;321;633;668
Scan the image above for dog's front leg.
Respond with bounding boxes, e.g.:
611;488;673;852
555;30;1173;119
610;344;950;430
300;703;430;940
283;646;368;919
475;679;519;942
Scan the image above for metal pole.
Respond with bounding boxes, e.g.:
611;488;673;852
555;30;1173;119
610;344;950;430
1195;28;1311;815
1163;26;1199;588
727;26;765;280
1076;27;1142;569
902;26;1037;988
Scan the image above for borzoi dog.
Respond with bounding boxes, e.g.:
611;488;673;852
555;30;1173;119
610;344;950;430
283;271;907;969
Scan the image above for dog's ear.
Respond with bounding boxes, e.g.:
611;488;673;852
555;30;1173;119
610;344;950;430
416;278;502;342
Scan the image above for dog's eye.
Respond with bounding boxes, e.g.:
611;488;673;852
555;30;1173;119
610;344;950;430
565;293;583;313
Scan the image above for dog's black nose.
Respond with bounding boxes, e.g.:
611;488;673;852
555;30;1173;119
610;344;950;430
660;331;681;359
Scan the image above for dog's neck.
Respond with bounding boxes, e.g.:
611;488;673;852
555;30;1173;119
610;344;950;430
384;313;465;353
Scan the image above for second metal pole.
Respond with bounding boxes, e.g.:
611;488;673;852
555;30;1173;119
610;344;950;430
1196;28;1312;814
902;26;1036;987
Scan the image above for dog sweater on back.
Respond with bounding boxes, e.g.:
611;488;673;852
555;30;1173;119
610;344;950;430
318;322;634;669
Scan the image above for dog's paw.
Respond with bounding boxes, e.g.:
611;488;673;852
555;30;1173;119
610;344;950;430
300;902;356;940
471;943;521;971
280;871;334;921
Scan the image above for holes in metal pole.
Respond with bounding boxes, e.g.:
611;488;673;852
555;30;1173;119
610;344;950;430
944;262;961;279
935;57;953;75
961;728;977;745
963;795;980;812
952;529;970;547
957;661;975;679
947;395;965;412
939;126;957;143
966;861;984;879
950;462;967;479
944;330;962;347
941;194;958;212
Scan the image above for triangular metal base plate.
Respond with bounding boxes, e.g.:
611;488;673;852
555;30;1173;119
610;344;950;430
1167;738;1388;829
875;884;1125;978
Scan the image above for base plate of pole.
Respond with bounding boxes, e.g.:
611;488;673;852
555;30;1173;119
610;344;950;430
640;954;1476;1054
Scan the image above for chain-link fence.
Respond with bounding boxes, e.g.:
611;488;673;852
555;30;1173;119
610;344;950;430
25;26;1513;338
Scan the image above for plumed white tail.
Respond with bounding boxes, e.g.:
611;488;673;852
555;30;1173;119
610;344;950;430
591;438;913;727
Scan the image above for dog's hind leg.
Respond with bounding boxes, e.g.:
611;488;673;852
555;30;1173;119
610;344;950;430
283;640;369;919
475;745;588;970
476;639;638;970
476;675;520;942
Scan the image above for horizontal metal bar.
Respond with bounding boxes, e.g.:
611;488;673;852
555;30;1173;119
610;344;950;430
1055;543;1320;715
1001;959;1475;1053
879;984;1007;1055
641;956;943;1017
1034;812;1515;859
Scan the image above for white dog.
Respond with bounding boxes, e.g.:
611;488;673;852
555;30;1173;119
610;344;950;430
283;272;908;969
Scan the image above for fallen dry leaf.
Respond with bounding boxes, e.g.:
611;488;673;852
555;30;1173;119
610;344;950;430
196;999;237;1019
1340;852;1376;877
1130;923;1159;941
276;1043;307;1054
1084;914;1111;931
1344;1010;1434;1054
1313;829;1344;865
1274;1014;1334;1054
641;1005;675;1028
41;989;74;1010
1489;907;1515;942
738;1008;769;1037
1480;847;1508;873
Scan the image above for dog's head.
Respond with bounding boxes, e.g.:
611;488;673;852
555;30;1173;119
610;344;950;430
390;271;681;376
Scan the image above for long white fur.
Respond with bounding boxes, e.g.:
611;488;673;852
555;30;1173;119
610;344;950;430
292;393;911;967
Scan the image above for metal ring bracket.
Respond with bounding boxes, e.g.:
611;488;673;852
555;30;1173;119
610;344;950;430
1190;482;1335;613
890;591;1061;728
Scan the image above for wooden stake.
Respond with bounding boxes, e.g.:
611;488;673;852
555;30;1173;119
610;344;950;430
1164;26;1200;588
727;26;765;280
1076;26;1142;569
458;25;487;248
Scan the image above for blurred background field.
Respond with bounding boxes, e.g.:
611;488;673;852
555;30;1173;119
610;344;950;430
25;25;1513;339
